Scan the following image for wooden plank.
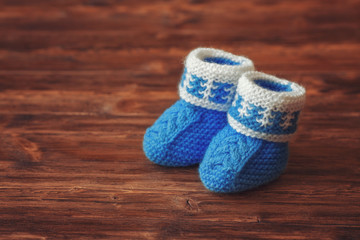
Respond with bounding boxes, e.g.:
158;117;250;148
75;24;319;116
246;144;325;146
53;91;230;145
0;43;359;71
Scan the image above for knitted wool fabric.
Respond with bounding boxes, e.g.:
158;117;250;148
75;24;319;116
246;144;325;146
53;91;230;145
143;48;254;167
199;71;306;192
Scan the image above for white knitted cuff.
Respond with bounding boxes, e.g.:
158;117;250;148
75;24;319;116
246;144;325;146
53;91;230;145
179;48;254;112
228;71;306;142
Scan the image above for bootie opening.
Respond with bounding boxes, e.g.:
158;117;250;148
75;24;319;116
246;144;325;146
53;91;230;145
254;79;292;92
192;48;248;69
236;71;306;113
203;57;241;66
184;48;255;84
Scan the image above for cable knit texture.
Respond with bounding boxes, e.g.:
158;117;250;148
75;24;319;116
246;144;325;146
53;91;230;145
143;48;254;167
200;71;306;192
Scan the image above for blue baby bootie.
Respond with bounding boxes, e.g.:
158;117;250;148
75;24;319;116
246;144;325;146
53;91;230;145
199;71;306;192
143;48;254;167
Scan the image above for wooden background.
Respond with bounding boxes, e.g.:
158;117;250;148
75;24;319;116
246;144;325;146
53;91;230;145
0;0;359;239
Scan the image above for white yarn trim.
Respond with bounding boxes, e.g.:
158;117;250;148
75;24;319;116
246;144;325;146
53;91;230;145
185;48;255;84
228;114;293;142
237;71;306;113
179;85;231;111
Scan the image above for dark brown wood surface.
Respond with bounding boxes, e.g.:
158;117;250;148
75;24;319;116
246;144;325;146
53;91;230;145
0;0;359;239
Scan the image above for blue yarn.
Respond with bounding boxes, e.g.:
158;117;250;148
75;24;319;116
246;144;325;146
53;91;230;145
254;79;292;92
208;81;235;104
143;100;227;167
185;72;236;104
203;57;241;65
199;125;288;193
186;74;208;99
143;52;244;167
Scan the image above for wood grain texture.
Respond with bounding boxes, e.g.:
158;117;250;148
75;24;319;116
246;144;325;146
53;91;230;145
0;0;359;239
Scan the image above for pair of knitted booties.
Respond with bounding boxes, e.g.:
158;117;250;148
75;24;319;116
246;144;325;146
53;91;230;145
143;48;306;193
